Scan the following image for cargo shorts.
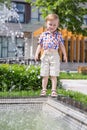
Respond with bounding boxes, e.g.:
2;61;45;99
40;51;60;76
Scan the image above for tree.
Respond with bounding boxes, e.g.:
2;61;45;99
0;0;11;7
26;0;87;35
0;0;11;4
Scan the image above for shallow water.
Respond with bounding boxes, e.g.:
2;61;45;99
0;104;73;130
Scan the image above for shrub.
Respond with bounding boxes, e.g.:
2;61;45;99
0;64;61;92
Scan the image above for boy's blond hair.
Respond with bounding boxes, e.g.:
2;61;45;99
45;14;59;22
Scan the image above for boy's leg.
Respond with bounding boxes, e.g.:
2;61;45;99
51;76;57;97
51;76;57;90
42;76;48;90
40;76;48;96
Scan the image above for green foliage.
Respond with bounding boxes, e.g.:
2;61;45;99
0;0;11;7
60;72;87;79
27;0;87;35
0;64;87;92
58;89;87;105
0;64;61;92
0;64;41;91
0;90;41;97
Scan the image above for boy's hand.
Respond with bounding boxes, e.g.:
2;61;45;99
34;44;41;61
63;55;67;62
35;54;39;61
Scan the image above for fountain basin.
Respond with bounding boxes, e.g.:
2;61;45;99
0;97;87;130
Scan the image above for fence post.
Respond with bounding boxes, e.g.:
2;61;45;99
70;36;74;62
80;37;85;62
64;36;68;61
76;36;79;62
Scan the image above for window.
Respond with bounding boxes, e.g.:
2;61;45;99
8;2;31;23
16;3;25;23
18;13;25;23
83;15;87;25
9;2;25;23
17;3;25;13
84;18;87;25
31;7;43;22
0;36;24;58
1;37;8;58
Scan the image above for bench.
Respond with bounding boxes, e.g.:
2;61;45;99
78;66;87;74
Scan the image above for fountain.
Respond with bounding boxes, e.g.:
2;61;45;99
0;2;25;63
0;2;35;64
0;2;23;38
0;97;87;130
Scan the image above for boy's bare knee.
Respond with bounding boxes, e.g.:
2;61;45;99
51;76;57;80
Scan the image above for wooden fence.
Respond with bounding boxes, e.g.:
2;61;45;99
33;27;87;62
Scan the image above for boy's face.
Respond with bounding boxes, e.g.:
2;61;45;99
46;19;58;33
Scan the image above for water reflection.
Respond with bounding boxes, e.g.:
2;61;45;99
0;104;71;130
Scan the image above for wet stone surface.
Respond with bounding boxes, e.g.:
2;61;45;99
57;95;87;112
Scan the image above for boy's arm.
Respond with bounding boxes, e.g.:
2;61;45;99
59;44;67;62
35;44;41;61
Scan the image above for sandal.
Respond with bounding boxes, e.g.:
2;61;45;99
40;89;47;97
51;90;57;97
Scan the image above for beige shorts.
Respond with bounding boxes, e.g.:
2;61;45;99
40;51;60;76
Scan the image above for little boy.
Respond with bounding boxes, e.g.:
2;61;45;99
35;14;67;97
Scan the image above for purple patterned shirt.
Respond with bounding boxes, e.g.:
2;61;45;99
38;31;64;50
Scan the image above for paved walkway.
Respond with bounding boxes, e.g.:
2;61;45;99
60;62;87;71
60;63;87;95
61;79;87;95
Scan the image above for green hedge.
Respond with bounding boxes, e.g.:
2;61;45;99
0;64;61;92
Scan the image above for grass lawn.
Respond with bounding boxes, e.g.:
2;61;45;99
0;71;87;110
60;72;87;79
0;88;87;105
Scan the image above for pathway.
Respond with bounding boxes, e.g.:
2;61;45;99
61;79;87;95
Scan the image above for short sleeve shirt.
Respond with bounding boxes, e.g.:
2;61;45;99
38;31;64;50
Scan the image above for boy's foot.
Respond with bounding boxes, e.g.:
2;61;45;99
40;89;47;97
51;90;57;98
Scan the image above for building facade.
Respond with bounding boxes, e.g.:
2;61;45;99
0;0;43;59
0;0;87;62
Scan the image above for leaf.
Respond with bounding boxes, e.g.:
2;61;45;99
26;0;87;35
